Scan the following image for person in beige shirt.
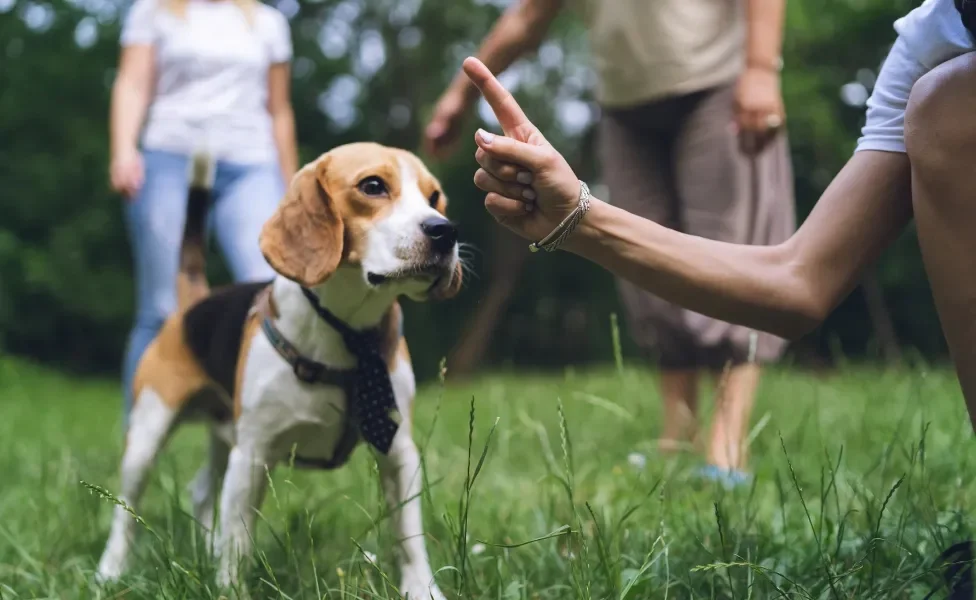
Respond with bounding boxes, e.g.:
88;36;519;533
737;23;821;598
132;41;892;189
424;0;795;485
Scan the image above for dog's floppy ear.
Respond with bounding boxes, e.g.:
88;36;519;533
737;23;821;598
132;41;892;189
260;159;344;287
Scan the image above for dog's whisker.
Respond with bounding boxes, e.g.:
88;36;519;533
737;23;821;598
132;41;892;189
97;143;451;600
458;241;481;255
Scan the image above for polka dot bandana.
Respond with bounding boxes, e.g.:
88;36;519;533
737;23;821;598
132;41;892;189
301;287;400;454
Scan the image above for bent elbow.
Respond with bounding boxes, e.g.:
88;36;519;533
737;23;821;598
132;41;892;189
769;259;829;341
777;302;825;341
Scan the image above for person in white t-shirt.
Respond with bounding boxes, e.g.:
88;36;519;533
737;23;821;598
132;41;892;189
110;0;298;426
460;0;976;435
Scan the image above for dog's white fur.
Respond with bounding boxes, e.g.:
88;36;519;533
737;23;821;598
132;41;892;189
96;146;456;600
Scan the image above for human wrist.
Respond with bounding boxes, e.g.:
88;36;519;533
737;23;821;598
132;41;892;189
740;63;781;89
561;196;608;255
111;141;139;160
528;180;591;253
745;55;782;73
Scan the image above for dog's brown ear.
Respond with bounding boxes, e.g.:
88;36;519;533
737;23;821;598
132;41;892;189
260;159;344;287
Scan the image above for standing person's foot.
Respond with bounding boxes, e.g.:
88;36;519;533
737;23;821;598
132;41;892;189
698;363;761;488
656;436;697;454
695;464;753;489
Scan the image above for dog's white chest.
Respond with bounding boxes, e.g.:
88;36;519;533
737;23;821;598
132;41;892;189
235;313;417;466
236;335;357;463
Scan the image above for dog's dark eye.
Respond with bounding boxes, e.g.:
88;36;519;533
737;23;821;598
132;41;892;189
428;190;440;208
358;176;388;197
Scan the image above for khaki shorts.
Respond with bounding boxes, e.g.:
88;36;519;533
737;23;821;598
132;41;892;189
599;83;796;370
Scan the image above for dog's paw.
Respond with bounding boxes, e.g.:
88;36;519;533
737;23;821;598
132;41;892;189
95;553;126;584
399;570;446;600
215;577;251;600
216;589;251;600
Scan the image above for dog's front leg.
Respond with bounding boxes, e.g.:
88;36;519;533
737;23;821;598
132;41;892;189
377;433;445;600
215;443;270;595
97;387;178;582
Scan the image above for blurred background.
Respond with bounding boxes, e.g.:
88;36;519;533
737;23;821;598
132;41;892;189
0;0;935;383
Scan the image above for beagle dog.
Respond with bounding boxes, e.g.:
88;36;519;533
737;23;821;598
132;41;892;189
96;143;461;600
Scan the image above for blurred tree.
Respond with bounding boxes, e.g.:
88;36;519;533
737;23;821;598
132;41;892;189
0;0;937;382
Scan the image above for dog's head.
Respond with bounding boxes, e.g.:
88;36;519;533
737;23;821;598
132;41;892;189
260;142;463;302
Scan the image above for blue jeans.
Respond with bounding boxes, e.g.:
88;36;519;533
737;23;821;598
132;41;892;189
121;149;284;426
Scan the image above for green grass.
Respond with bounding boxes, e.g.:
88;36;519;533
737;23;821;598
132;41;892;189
1;356;975;599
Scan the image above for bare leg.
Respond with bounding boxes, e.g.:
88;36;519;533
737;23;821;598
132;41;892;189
706;364;761;470
658;369;699;452
907;53;976;431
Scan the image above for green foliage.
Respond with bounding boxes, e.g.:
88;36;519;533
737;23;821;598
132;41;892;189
2;358;975;597
0;0;939;379
778;0;941;360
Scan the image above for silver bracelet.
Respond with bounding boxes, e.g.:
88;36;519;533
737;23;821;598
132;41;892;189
529;181;591;253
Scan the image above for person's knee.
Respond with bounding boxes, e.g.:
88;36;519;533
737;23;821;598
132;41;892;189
905;53;976;173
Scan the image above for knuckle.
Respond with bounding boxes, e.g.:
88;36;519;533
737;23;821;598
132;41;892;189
541;149;558;167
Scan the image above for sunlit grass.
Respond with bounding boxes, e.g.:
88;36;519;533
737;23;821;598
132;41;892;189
0;354;974;598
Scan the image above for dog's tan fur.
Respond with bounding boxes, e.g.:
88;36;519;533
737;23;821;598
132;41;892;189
128;144;454;423
98;144;460;599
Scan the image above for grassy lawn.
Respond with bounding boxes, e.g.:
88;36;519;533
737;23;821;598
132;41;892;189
1;357;975;598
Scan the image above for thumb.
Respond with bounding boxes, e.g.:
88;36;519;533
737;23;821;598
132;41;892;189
474;129;550;171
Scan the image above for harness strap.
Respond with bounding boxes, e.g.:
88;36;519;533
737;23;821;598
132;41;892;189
299;286;402;455
250;285;361;469
252;286;356;389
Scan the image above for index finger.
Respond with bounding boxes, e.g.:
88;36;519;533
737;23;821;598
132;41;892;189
462;57;531;135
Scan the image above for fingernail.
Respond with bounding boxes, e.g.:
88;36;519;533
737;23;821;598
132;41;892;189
516;171;533;184
522;188;536;201
478;129;494;144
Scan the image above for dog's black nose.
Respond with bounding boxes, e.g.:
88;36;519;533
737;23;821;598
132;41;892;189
421;217;458;254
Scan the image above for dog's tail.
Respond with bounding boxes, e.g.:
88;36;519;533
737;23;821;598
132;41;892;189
176;151;215;312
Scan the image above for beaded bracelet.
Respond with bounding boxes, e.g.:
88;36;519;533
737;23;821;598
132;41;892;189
528;180;591;253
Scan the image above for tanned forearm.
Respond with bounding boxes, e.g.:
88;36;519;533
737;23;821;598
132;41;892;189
567;199;820;340
267;63;298;183
272;107;298;183
110;48;154;158
448;0;564;105
563;152;914;342
744;0;786;72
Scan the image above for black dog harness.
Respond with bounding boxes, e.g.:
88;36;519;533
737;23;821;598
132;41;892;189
252;285;403;466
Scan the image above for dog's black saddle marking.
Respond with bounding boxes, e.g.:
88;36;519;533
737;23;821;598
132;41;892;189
182;280;272;398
